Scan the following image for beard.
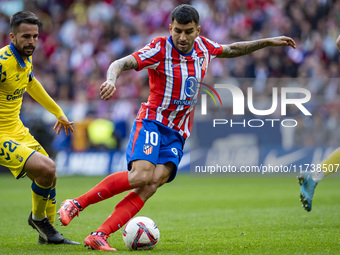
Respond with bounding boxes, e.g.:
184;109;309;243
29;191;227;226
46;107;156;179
14;40;35;57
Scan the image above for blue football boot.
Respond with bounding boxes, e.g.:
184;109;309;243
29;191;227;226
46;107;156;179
298;172;318;212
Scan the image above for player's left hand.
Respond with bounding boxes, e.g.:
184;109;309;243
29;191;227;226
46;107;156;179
53;116;74;135
269;36;296;49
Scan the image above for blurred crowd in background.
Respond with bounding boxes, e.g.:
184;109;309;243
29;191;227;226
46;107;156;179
0;0;340;153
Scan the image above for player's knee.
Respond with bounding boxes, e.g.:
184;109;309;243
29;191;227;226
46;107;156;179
40;158;56;180
137;171;153;186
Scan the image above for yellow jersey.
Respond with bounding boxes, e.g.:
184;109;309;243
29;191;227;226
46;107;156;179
0;42;66;137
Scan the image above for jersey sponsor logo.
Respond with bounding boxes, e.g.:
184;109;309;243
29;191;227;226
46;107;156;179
143;145;153;155
7;88;26;101
184;76;199;98
173;98;198;105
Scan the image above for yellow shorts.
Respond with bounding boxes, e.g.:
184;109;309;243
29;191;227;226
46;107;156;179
0;132;49;179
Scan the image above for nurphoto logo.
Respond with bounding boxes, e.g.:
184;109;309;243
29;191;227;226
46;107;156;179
200;83;312;128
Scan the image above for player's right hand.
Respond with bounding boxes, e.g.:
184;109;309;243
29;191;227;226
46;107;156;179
54;116;74;136
269;36;296;49
100;80;116;100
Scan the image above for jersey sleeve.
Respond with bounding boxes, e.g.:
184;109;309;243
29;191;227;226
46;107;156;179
200;36;223;61
26;77;67;120
132;37;165;71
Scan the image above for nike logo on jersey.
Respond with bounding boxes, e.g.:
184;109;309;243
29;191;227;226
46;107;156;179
171;63;181;68
97;192;104;199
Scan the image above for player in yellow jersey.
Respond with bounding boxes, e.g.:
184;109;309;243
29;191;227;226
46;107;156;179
0;11;78;245
298;35;340;212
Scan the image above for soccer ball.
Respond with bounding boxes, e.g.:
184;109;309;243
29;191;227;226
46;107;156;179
122;216;160;250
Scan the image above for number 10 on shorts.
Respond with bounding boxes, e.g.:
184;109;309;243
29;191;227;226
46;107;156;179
144;131;158;146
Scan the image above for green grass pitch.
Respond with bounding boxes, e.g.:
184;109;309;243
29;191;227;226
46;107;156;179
0;173;339;254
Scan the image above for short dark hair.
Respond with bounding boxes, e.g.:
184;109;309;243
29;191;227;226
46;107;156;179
171;4;199;25
10;11;41;34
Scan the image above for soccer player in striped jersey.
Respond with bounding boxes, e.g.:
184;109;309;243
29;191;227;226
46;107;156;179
58;4;296;250
0;11;78;245
298;36;340;212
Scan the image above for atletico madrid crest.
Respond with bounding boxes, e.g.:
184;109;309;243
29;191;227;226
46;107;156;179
143;145;153;155
199;56;207;71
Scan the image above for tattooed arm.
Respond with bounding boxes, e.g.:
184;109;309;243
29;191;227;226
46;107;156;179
218;36;296;58
100;55;138;100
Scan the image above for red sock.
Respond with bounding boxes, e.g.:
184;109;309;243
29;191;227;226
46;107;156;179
96;191;145;234
75;171;130;210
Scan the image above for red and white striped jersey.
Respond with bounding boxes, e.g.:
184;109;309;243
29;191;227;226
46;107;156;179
132;36;223;139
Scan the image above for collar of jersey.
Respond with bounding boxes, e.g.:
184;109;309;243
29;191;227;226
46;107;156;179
9;42;31;68
168;36;194;57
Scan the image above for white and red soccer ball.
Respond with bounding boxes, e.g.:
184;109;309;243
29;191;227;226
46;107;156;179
123;216;160;250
